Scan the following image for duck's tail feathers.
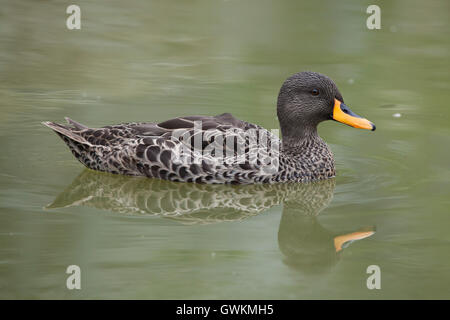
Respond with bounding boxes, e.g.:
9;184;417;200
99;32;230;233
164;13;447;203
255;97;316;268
64;117;88;130
42;120;92;146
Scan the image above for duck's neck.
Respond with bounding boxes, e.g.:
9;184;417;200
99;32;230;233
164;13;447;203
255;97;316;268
280;124;323;154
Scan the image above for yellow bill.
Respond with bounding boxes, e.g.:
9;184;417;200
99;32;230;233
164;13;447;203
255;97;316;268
332;99;376;131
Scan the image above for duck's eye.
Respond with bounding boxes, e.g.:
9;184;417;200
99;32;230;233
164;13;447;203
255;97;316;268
311;89;319;96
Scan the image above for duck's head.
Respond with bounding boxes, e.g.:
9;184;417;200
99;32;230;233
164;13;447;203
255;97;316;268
277;71;375;143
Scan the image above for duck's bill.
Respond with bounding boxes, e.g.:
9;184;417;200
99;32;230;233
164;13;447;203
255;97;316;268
332;99;376;131
334;229;376;252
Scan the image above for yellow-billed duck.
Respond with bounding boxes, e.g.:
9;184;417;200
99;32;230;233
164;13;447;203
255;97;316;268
43;71;375;184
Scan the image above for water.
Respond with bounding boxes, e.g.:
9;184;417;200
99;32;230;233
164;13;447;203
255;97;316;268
0;0;449;299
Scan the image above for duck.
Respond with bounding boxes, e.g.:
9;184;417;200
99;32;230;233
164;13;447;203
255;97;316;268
43;71;375;184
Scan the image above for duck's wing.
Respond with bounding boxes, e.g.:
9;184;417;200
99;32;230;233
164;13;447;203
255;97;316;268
119;113;259;136
119;113;280;183
45;113;268;150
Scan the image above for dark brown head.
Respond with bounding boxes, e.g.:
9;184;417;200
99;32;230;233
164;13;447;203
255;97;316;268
277;72;375;144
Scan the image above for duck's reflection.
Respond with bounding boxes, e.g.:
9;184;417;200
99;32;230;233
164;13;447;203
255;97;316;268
278;203;374;273
48;170;375;272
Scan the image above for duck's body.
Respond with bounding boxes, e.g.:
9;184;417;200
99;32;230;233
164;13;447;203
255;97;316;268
43;72;374;184
43;113;335;184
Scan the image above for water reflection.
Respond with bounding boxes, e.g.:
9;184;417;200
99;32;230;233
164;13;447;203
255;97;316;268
48;170;374;272
279;204;375;273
